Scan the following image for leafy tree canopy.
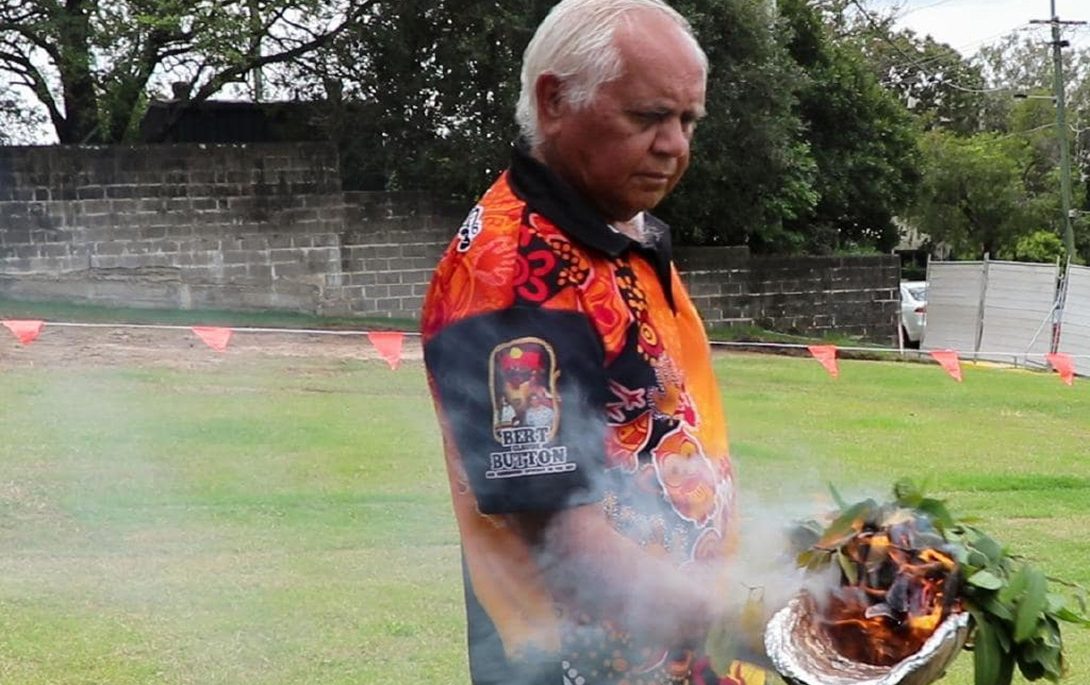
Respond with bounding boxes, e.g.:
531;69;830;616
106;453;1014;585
0;0;374;143
659;0;815;249
910;129;1035;259
275;0;551;197
772;0;921;254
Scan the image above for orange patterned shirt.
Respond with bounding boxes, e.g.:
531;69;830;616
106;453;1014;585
423;143;736;685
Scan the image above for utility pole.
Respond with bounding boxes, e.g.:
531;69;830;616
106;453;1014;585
1031;3;1086;260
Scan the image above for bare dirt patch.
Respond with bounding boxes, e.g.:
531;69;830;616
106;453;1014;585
0;323;424;371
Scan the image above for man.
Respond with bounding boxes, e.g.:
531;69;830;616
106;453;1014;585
423;2;769;683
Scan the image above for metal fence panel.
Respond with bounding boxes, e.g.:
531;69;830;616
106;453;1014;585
923;262;984;352
978;261;1058;363
1060;264;1090;377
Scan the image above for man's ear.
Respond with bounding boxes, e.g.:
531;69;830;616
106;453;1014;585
535;73;565;134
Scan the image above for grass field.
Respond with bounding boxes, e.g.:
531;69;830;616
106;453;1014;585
1;334;1088;684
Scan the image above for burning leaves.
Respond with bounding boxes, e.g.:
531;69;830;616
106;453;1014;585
800;507;961;666
787;480;1090;685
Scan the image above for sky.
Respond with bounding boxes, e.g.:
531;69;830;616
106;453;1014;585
877;0;1090;57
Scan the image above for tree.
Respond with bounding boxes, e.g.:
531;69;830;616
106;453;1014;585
910;130;1034;259
1011;230;1066;263
801;0;988;135
269;1;551;195
970;35;1090;262
774;0;921;254
908;95;1089;264
972;32;1090;134
0;91;47;144
287;0;819;250
659;0;816;248
860;29;987;135
0;0;375;143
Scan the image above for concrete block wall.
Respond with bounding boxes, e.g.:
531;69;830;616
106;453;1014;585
1;143;899;341
677;248;900;341
325;192;459;319
0;143;345;312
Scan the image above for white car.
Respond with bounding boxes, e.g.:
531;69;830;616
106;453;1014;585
900;281;928;347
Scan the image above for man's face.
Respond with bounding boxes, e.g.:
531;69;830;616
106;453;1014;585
503;367;535;412
537;13;706;223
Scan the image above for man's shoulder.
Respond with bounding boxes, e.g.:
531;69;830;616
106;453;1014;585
421;173;527;337
448;172;526;255
422;166;610;337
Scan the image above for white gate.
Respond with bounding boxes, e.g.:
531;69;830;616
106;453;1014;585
922;262;985;353
923;258;1082;374
1059;264;1090;377
977;261;1059;364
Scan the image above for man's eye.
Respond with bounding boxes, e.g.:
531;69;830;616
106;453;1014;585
633;111;666;124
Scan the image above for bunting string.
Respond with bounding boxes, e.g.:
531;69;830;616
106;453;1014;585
2;318;1087;384
17;320;422;337
703;340;1090;359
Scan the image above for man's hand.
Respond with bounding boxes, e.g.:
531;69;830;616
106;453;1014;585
506;503;727;649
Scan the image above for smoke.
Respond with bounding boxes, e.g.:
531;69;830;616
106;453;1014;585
712;468;831;643
427;313;885;681
727;474;900;624
2;337;454;682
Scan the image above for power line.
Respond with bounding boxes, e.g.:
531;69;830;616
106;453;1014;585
913;77;1011;95
994;122;1058;141
882;24;1038;74
897;0;961;20
849;1;1026;94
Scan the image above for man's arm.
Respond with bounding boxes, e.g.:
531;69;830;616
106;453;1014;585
426;306;726;646
508;503;723;649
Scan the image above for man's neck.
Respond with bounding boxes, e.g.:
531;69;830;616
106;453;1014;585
525;139;658;247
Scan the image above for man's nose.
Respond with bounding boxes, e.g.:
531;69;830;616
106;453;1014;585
652;118;690;157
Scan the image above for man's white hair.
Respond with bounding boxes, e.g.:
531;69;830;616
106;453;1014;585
516;0;707;149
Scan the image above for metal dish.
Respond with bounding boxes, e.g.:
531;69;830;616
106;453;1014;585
764;593;971;685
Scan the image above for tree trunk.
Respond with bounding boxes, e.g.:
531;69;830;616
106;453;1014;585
55;0;100;143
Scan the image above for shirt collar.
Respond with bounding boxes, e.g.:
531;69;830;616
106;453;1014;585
506;139;676;310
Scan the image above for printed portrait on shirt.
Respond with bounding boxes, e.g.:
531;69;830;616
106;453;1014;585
490;338;559;439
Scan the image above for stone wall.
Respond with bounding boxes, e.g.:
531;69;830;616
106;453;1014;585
0;143;899;340
328;192;458;319
0;143;346;312
0;143;464;320
676;247;900;340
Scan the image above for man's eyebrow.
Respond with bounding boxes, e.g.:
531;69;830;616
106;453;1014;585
636;102;707;118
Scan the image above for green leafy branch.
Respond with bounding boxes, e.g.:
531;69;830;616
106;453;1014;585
793;479;1090;685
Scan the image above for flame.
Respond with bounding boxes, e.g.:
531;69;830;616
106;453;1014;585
817;520;961;666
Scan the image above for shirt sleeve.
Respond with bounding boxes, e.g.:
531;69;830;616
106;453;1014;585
424;306;610;514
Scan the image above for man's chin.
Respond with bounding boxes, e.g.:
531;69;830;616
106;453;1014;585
601;200;667;225
631;194;668;215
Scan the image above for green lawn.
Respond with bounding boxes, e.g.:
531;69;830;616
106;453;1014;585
1;347;1087;684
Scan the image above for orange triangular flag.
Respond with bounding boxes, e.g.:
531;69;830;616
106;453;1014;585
930;349;962;382
367;331;404;370
2;319;45;345
1046;353;1076;386
807;344;839;378
191;326;233;352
